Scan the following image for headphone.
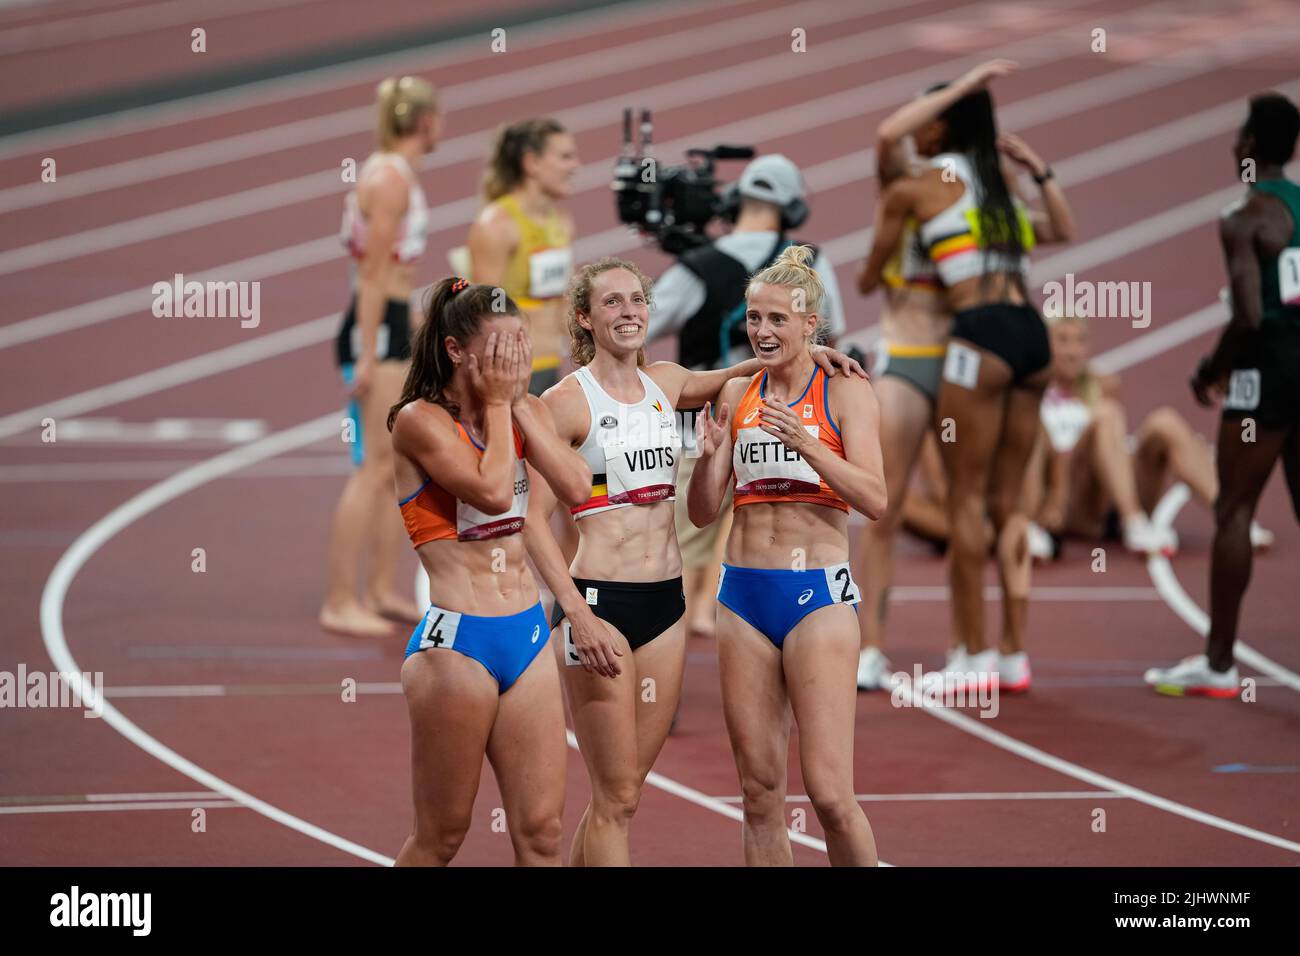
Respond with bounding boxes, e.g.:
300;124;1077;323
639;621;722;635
717;180;809;231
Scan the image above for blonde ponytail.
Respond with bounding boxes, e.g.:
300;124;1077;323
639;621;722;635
376;76;436;151
747;244;827;342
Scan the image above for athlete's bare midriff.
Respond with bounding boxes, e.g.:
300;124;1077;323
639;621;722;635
724;501;849;569
416;535;540;616
880;285;951;346
571;499;682;581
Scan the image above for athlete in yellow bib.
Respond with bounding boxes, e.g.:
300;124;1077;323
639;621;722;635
467;118;577;396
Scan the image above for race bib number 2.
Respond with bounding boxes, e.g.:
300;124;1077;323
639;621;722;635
1279;248;1300;306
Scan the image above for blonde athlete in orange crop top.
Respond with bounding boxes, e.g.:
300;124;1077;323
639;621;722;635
520;257;866;867
687;245;886;867
469;119;578;396
389;277;590;867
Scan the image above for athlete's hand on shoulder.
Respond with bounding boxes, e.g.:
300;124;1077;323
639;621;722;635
997;133;1047;179
469;331;518;406
1191;355;1225;407
695;400;730;457
759;397;816;455
567;605;624;678
809;343;867;378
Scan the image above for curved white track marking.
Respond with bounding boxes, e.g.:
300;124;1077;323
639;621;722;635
565;731;894;865
1148;483;1300;694
901;687;1300;854
40;412;396;866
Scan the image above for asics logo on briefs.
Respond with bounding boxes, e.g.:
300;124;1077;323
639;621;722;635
797;589;814;605
531;625;541;644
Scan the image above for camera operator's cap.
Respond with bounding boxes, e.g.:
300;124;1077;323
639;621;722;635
737;154;806;206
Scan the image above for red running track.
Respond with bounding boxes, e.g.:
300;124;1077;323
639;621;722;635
1;0;1298;866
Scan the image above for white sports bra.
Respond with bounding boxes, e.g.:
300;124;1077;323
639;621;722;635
1040;384;1093;454
918;152;1034;286
339;152;430;264
570;366;681;518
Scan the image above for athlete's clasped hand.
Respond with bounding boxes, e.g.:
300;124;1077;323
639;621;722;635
758;398;817;455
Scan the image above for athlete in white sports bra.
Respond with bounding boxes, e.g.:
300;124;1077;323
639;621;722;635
321;76;441;640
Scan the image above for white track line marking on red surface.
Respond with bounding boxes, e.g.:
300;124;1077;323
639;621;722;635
0;0;745;158
0;800;242;815
711;791;1129;803
0;0;895;213
899;684;1300;854
39;412;397;866
1147;483;1300;695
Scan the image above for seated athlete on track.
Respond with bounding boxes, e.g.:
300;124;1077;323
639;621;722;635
389;278;590;866
689;245;887;866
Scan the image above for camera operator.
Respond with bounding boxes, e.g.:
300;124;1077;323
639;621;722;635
646;154;845;643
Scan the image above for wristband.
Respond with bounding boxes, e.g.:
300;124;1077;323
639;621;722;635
1032;166;1054;186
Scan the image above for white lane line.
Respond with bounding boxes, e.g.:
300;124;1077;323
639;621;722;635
0;800;242;815
710;791;1129;803
889;586;1159;602
1147;483;1300;695
0;0;882;214
0;314;337;438
106;681;404;697
0;0;737;157
0;454;348;482
39;411;397;866
902;686;1300;854
85;790;222;801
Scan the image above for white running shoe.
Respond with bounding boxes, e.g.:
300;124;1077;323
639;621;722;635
856;646;893;691
1026;522;1056;562
1122;513;1178;556
997;651;1031;693
1143;654;1239;698
923;647;997;700
1250;521;1274;551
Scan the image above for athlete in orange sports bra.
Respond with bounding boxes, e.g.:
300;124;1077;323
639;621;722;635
389;277;590;867
688;245;887;866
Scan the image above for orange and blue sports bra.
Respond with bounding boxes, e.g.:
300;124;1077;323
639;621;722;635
730;365;848;513
398;421;528;547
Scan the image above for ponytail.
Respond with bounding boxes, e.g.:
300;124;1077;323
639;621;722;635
482;117;566;201
376;76;436;151
747;244;829;343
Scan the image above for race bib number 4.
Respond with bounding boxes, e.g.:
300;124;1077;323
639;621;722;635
1279;248;1300;306
417;606;462;651
1224;368;1261;411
